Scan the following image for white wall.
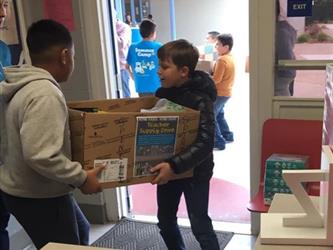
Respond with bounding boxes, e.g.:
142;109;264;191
21;0;92;101
151;0;248;52
151;0;249;73
150;0;170;43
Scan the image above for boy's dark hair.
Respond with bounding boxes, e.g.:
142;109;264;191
139;19;156;38
217;33;233;51
158;39;199;76
27;19;72;62
208;31;220;39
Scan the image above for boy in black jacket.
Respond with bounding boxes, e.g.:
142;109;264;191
150;39;220;250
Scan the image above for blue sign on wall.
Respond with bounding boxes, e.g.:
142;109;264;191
287;0;312;17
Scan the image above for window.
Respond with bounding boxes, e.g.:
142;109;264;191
275;0;333;97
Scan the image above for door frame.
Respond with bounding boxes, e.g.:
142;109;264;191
249;0;276;234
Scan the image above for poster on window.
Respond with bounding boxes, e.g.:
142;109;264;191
134;116;178;177
43;0;75;31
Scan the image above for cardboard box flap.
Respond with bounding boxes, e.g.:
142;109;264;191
68;96;197;113
68;96;158;112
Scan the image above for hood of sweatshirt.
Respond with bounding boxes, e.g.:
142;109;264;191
0;65;60;103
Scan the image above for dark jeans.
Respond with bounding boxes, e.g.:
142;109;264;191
157;178;220;250
120;69;131;98
2;193;90;249
289;80;294;96
214;96;233;147
0;192;9;250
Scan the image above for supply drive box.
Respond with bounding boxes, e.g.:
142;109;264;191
67;96;199;189
264;153;309;205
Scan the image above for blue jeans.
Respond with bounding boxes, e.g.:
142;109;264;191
2;193;90;249
157;178;220;250
274;76;293;96
214;96;233;147
0;192;9;250
121;69;131;98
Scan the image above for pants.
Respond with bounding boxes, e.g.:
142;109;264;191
2;193;90;249
275;76;294;96
0;192;9;250
214;96;233;147
157;178;220;250
289;80;295;96
120;69;131;98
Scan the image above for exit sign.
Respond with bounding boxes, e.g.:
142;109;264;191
287;0;312;17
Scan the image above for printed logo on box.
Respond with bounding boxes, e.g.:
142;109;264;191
94;158;128;183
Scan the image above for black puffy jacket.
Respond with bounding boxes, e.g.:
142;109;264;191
155;70;217;180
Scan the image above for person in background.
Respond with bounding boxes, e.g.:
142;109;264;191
147;14;153;21
203;31;220;60
0;1;12;250
126;19;162;96
115;15;132;98
275;0;297;96
212;34;235;150
0;0;10;76
125;14;132;26
0;19;104;249
151;39;220;250
125;14;138;27
206;31;220;45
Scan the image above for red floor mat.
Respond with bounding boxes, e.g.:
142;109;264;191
129;177;250;223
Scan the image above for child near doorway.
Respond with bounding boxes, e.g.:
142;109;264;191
212;33;235;150
150;39;220;250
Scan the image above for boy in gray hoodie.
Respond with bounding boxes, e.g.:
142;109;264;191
0;19;104;249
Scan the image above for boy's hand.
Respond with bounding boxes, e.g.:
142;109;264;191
79;166;105;194
150;162;176;185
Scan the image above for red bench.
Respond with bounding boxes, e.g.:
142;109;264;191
247;118;323;213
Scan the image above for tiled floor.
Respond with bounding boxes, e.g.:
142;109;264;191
225;234;257;250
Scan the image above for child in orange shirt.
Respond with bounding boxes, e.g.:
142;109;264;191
212;34;235;150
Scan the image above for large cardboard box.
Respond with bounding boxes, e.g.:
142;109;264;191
196;59;213;74
264;154;309;205
68;96;199;188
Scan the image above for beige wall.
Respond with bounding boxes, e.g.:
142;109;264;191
21;0;91;101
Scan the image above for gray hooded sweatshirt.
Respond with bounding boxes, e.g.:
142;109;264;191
0;65;87;198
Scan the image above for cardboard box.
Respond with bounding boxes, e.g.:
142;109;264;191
42;242;119;250
196;59;213;74
68;96;199;188
264;154;309;205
